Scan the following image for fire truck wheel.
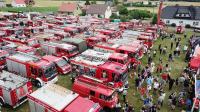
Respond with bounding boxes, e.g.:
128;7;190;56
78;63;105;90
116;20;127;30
0;98;4;106
36;80;42;88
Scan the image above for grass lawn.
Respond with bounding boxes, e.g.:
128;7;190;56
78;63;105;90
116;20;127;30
1;27;200;112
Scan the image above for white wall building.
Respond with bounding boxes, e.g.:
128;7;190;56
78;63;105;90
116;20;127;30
161;6;200;28
12;0;26;7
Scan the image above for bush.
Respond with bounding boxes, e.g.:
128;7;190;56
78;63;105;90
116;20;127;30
110;13;119;19
151;14;157;24
0;7;58;12
185;24;191;28
129;9;152;19
171;23;176;27
118;5;128;15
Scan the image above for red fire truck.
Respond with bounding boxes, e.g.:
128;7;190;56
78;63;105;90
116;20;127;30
16;45;36;55
137;35;154;48
73;75;118;108
41;42;79;58
81;49;131;69
85;34;109;48
176;25;185;34
2;36;40;48
6;52;58;87
0;50;9;68
42;55;71;74
27;84;102;112
71;55;128;88
0;71;32;108
94;42;141;64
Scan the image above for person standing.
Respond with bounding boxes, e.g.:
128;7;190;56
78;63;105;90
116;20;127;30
168;78;175;90
168;53;173;62
171;41;174;50
123;89;128;102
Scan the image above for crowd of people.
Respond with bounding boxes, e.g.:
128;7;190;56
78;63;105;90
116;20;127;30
114;32;197;112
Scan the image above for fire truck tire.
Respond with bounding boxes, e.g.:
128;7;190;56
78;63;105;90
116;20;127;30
0;97;5;106
36;80;42;88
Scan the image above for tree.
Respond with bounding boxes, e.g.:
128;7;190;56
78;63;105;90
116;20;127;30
118;5;128;15
24;0;35;7
85;0;90;5
151;14;157;24
114;0;119;6
91;0;96;4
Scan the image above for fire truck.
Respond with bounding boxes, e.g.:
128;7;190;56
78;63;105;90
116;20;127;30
64;27;78;36
73;75;118;108
137;35;154;48
70;55;128;88
94;42;141;64
27;84;102;112
0;50;9;68
0;71;32;108
41;42;79;58
6;52;58;87
42;55;71;74
86;35;109;48
16;45;36;55
2;36;40;48
81;49;131;69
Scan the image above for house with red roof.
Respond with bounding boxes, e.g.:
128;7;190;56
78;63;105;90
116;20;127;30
58;3;82;16
12;0;26;7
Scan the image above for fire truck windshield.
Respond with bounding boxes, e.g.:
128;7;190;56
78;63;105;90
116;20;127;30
100;91;116;101
128;52;136;58
68;47;78;54
44;64;57;78
56;59;67;67
28;39;38;46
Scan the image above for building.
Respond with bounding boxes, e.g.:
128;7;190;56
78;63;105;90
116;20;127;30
11;0;26;7
0;0;5;8
161;5;200;28
86;4;112;18
58;3;82;16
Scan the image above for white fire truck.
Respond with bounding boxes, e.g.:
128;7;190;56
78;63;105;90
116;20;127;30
27;84;102;112
0;71;32;108
41;42;78;58
6;52;58;87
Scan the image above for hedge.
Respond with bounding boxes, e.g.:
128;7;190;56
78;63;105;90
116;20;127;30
0;7;58;13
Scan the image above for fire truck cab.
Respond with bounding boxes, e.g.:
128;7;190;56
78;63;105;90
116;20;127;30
137;35;153;48
42;55;71;74
6;52;58;87
72;75;118;108
27;84;102;112
41;42;78;58
0;71;32;108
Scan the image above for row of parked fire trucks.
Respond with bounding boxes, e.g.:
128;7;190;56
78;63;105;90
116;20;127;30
0;12;161;111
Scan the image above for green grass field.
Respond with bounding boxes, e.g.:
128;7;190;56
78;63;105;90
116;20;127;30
2;27;200;112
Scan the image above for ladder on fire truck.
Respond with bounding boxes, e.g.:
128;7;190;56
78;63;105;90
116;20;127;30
191;75;200;112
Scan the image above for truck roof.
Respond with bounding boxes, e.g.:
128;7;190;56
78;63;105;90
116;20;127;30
71;55;105;67
118;45;138;53
62;38;85;44
81;49;111;61
17;45;35;52
110;53;128;60
44;42;76;50
42;55;61;62
0;71;28;90
64;97;100;112
96;42;120;49
29;84;79;111
8;52;39;62
99;62;127;74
